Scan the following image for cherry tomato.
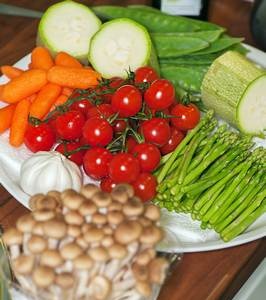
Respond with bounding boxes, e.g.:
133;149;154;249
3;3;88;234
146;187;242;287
132;143;161;172
134;66;159;84
112;85;142;117
55;141;85;166
82;117;113;147
126;136;138;153
113;119;127;134
132;173;157;202
100;177;117;193
108;153;140;183
24;123;56;153
83;147;113;180
70;99;94;116
160;127;185;155
141;118;171;147
55;110;86;140
171;103;200;131
101;77;124;103
144;79;175;111
87;104;114;120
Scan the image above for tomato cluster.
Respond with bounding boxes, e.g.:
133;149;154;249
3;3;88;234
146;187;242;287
24;66;200;202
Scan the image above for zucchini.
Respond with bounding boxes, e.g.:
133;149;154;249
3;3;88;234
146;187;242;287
37;0;101;63
88;18;152;79
201;51;266;135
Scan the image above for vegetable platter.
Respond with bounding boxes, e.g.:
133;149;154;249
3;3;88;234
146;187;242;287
0;1;265;253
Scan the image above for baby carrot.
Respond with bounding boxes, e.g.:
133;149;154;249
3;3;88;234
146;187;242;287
1;69;47;104
0;104;16;133
62;87;73;97
55;52;83;68
1;66;23;79
9;98;31;147
50;94;68;111
30;83;62;119
31;47;54;70
47;66;101;89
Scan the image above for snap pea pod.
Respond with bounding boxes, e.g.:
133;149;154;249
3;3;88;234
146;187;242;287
159;53;222;66
161;65;207;92
92;5;200;32
191;37;244;55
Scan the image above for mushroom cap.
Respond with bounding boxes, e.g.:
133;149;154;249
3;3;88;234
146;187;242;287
40;249;64;268
92;191;112;208
12;255;34;275
67;225;81;238
64;211;84;225
114;220;142;245
60;242;83;260
138;217;152;227
55;272;75;289
80;184;100;199
31;222;44;236
112;184;134;198
76;236;89;249
136;280;152;297
109;243;127;259
33;209;56;222
28;235;47;254
73;254;93;270
92;213;107;226
16;214;36;233
43;219;67;239
35;195;58;211
102;226;113;236
90;275;111;300
32;266;55;288
29;193;45;210
132;262;149;282
88;247;109;262
101;235;114;248
144;204;160;221
108;201;122;212
140;226;163;245
122;197;144;217
78;201;97;217
81;223;92;234
135;248;156;266
3;228;23;245
47;190;61;203
61;189;85;210
83;227;104;243
148;257;169;284
111;188;129;204
107;210;124;226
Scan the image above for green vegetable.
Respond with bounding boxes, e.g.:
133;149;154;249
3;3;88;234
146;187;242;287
37;0;101;63
201;51;266;135
88;18;152;78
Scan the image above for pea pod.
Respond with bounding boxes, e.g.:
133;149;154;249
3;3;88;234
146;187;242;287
159;53;222;65
92;5;200;32
152;35;209;58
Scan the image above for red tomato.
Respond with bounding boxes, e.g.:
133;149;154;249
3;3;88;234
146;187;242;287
24;123;56;153
83;147;113;180
100;177;117;193
132;143;161;172
111;85;142;117
144;79;175;111
108;153;140;183
55;141;85;166
133;173;157;202
113;119;127;134
70;99;94;116
171;103;200;130
101;77;124;103
126;136;138;153
82;118;113;147
87;104;114;120
160;127;185;155
141;118;171;147
55;110;86;140
134;66;159;84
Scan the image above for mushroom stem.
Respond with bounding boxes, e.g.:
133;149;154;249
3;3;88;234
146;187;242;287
9;245;20;259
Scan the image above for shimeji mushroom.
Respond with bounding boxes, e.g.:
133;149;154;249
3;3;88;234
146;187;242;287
3;183;169;300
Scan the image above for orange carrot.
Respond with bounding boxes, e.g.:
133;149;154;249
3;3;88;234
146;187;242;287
62;87;73;97
30;83;62;119
31;47;54;70
28;63;33;69
1;66;23;79
0;84;4;97
1;69;47;104
55;52;83;68
0;104;16;133
47;66;101;89
27;94;37;103
50;94;68;111
9;98;31;147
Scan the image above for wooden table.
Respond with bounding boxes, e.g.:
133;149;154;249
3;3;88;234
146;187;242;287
0;1;265;299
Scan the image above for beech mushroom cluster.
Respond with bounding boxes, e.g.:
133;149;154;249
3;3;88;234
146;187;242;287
3;184;169;300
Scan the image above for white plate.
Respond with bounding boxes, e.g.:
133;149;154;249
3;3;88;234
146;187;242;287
0;45;265;253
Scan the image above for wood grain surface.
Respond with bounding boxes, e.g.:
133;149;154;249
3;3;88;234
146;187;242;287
0;1;265;300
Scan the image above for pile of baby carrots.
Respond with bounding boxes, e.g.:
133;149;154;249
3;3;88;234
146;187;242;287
0;47;101;147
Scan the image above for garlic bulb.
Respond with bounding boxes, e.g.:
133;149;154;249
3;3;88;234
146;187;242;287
20;151;82;195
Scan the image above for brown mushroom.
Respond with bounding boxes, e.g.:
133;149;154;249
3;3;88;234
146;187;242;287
34;195;58;211
55;272;75;289
60;242;83;260
109;243;127;260
61;189;85;210
2;228;23;258
112;184;134;200
31;222;44;236
73;254;93;270
108;201;122;212
148;257;169;284
88;247;109;262
47;190;62;204
135;280;152;297
135;248;156;266
40;249;64;268
144;204;161;222
64;210;84;226
101;235;114;248
107;210;124;226
78;200;97;219
80;184;100;199
122;197;144;217
16;214;36;233
76;236;89;250
140;225;163;245
12;255;34;275
29;193;45;210
114;220;142;245
32;266;55;288
89;275;111;300
92;213;107;226
91;191;112;208
67;225;81;238
43;219;67;248
33;209;56;222
83;227;104;244
27;235;47;254
132;262;149;282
